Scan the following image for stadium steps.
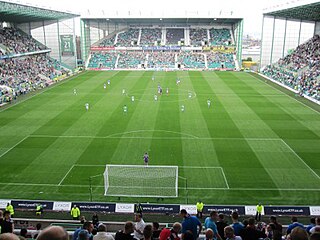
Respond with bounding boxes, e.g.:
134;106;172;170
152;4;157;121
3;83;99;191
137;28;142;45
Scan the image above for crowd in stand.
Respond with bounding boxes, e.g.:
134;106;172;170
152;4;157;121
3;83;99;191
209;28;232;46
189;29;208;46
148;51;176;68
88;51;118;69
207;52;235;69
117;29;140;47
1;207;320;240
0;27;45;55
261;35;320;102
177;52;205;69
140;29;162;46
166;29;184;45
117;51;146;68
99;36;116;47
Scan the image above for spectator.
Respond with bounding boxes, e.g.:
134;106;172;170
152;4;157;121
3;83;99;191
0;233;19;240
180;209;202;240
32;223;42;239
78;229;91;240
216;214;228;240
205;229;214;240
93;224;114;240
19;228;27;238
36;226;69;240
143;225;153;240
159;222;181;240
224;226;242;240
230;212;244;236
269;216;282;240
310;232;320;240
1;211;13;234
73;222;94;240
204;211;222;240
92;213;99;228
287;217;305;235
152;222;161;239
134;213;146;240
310;217;320;234
288;227;308;240
239;218;266;240
115;221;135;240
306;218;316;234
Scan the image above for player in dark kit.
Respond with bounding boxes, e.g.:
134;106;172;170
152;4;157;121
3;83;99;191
143;152;149;166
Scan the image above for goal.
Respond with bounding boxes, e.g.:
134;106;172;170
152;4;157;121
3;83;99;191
104;164;178;198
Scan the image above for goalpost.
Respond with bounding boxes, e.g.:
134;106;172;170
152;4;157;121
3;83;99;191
104;164;178;198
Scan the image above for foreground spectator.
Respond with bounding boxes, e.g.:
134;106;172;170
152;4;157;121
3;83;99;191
269;216;282;240
143;225;153;240
0;233;19;240
204;211;222;240
224;226;242;240
159;222;181;240
152;222;161;239
307;218;316;234
180;209;202;240
93;224;114;240
230;212;244;236
287;217;305;235
310;217;320;234
310;232;320;240
288;227;308;240
73;222;93;240
216;214;228;240
115;221;135;240
205;229;214;240
36;226;69;240
239;218;266;240
1;211;13;234
134;213;145;240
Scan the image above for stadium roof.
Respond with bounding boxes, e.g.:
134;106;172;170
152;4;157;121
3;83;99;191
82;17;242;25
0;0;79;23
263;0;320;22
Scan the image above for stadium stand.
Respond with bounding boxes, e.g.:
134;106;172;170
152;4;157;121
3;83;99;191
189;28;208;46
117;51;146;69
148;51;176;69
261;34;320;101
177;51;206;69
116;28;139;47
87;51;118;69
140;28;162;46
206;52;235;69
209;28;232;46
99;35;116;47
166;29;184;45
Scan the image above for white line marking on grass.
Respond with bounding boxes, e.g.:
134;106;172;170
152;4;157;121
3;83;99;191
220;167;230;189
58;164;75;186
1;182;320;191
258;75;320;115
0;135;29;159
280;139;320;180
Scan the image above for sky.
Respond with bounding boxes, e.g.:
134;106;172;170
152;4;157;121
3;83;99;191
13;0;315;37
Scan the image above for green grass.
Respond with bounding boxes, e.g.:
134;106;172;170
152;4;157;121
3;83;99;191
0;70;319;205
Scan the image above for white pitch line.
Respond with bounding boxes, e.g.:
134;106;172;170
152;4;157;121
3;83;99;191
220;167;230;189
0;135;29;159
0;182;320;191
281;139;320;180
29;134;282;141
58;165;75;186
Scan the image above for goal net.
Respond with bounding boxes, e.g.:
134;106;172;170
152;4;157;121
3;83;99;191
104;165;178;198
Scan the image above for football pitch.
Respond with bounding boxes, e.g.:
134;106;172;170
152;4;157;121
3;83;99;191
0;70;319;205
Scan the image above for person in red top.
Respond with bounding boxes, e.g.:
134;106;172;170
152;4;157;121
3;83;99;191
159;222;182;240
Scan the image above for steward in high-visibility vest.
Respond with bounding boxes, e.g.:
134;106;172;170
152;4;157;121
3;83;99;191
255;203;263;221
71;205;81;220
6;203;14;218
36;204;43;215
196;200;204;219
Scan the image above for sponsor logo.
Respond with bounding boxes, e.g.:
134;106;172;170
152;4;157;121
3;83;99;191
116;204;134;213
53;202;72;211
0;200;10;209
310;206;320;216
180;205;197;214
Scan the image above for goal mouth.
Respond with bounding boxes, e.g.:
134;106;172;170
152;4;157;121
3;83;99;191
104;165;179;198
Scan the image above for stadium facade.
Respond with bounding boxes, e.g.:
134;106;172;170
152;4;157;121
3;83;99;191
0;0;79;68
80;11;243;70
260;0;320;68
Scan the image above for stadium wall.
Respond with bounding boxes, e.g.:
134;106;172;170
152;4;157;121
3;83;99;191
315;21;320;35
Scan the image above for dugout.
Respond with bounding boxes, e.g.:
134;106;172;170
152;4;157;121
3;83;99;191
0;0;79;68
260;0;320;69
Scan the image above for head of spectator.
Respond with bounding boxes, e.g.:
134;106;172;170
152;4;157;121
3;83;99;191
246;218;256;228
19;229;28;238
310;218;316;225
134;213;143;222
224;226;236;239
36;226;69;240
209;211;219;221
231;211;239;223
289;227;308;240
310;232;320;240
78;230;90;240
0;233;20;240
291;217;299;223
36;223;42;231
97;224;107;233
270;216;278;224
180;209;188;218
205;228;214;240
3;211;11;220
143;224;153;240
152;222;161;238
218;213;226;223
82;221;94;234
172;222;182;234
80;216;86;224
124;221;135;234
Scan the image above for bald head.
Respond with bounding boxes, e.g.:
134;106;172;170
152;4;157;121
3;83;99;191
0;233;20;240
36;226;69;240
